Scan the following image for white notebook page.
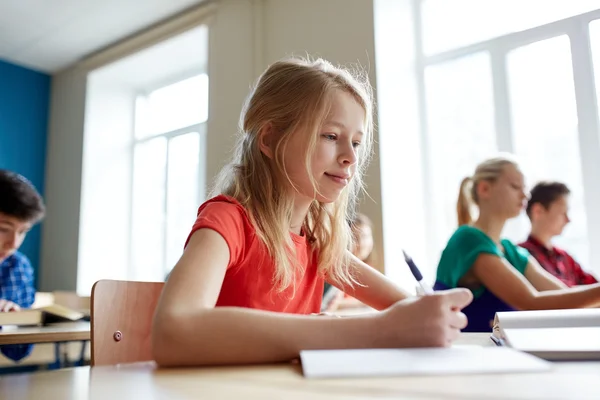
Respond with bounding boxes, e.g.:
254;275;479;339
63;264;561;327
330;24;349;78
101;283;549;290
300;346;551;379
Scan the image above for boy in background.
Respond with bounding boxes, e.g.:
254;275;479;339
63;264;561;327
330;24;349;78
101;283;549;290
0;169;45;361
520;181;597;287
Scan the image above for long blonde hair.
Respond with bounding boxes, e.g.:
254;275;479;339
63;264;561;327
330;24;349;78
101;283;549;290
457;155;519;226
212;57;374;291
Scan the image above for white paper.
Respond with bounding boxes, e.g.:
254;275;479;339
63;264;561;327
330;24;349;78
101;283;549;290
300;346;551;379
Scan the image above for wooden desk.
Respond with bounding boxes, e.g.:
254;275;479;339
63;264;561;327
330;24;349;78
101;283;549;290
1;334;599;399
0;322;90;345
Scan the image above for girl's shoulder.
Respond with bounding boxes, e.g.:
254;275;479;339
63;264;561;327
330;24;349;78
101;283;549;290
198;194;249;219
447;225;494;248
188;194;256;247
500;239;530;273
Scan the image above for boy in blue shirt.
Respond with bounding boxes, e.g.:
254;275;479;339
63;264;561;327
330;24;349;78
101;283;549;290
0;169;45;361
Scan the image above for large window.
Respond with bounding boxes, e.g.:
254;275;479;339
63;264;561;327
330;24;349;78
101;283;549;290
419;4;600;274
592;20;600;121
424;52;497;253
376;2;600;283
422;0;600;55
131;75;208;280
504;36;590;267
78;25;209;295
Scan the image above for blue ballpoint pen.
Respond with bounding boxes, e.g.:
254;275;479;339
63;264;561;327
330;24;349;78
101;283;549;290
403;250;434;295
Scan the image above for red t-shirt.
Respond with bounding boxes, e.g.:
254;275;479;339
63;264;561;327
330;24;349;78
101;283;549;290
185;195;323;314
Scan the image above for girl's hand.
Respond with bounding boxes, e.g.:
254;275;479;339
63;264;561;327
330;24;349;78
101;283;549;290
375;288;473;348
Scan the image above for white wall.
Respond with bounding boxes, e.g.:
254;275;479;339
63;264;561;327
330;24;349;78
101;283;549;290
41;0;386;291
204;0;259;183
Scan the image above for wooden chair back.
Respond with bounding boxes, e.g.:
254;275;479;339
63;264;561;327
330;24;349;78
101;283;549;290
90;280;164;366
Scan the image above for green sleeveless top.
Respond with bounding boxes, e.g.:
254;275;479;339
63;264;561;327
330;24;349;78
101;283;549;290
436;225;530;297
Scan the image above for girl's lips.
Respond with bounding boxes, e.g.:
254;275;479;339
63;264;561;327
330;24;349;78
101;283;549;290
325;173;349;185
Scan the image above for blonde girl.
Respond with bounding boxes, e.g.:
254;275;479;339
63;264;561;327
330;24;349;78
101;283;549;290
152;58;471;366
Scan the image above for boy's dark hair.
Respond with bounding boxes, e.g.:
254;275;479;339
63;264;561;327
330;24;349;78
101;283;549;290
0;170;45;222
526;181;570;218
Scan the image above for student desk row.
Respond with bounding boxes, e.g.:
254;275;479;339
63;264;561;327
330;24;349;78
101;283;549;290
0;322;91;370
1;333;599;399
0;322;90;346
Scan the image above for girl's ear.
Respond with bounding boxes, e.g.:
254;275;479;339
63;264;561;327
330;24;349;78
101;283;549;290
258;123;275;159
477;180;491;200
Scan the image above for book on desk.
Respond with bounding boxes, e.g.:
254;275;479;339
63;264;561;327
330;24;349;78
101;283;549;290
491;308;600;361
0;303;89;327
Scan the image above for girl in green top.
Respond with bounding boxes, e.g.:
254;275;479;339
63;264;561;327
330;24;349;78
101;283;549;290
435;155;600;331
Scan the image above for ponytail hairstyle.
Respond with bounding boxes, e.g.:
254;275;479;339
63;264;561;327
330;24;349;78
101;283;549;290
457;154;519;226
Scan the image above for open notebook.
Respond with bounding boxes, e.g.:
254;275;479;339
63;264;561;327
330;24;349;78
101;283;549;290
491;309;600;360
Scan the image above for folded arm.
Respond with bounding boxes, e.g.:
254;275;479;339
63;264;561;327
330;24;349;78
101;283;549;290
473;253;600;310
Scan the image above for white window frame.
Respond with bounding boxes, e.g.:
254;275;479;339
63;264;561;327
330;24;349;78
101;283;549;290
413;3;600;272
130;74;208;278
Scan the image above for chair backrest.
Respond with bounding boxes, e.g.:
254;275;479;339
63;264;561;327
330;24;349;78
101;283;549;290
90;280;164;366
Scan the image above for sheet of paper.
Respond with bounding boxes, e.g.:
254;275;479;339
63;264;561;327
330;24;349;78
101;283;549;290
300;346;551;379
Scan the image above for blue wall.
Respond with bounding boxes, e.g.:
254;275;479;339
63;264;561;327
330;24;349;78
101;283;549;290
0;58;51;287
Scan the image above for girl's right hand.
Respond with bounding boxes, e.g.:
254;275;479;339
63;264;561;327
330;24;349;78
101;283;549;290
375;288;473;348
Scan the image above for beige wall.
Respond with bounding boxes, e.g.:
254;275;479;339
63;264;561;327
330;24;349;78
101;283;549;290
41;0;382;291
40;68;88;291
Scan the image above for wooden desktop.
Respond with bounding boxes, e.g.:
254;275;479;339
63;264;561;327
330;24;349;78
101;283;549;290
1;333;598;399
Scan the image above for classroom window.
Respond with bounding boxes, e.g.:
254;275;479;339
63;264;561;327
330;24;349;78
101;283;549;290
421;0;600;55
131;75;208;280
376;3;600;285
134;75;208;139
78;25;209;295
505;36;590;267
592;20;600;125
424;52;497;253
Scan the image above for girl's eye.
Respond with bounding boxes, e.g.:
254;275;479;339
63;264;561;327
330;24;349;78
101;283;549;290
323;134;337;140
352;142;361;148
